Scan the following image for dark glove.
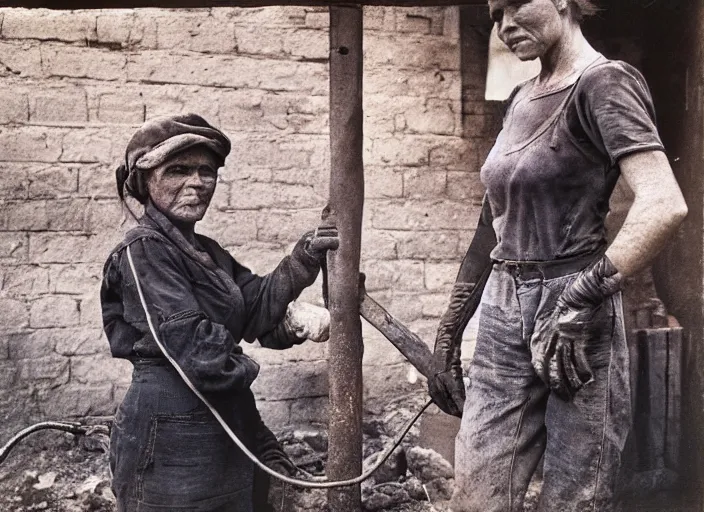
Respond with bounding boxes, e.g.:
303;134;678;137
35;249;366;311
530;256;623;401
286;227;339;289
251;418;296;512
229;352;261;390
428;282;474;417
428;196;497;417
253;421;297;477
294;227;339;263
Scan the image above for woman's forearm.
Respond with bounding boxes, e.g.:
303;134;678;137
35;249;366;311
605;151;687;277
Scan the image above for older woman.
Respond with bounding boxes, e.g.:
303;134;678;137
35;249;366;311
101;114;337;512
428;1;687;511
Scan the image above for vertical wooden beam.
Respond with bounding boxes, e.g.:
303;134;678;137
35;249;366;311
327;5;364;512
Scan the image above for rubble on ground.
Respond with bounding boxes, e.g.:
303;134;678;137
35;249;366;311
0;430;114;512
0;392;456;512
1;391;677;511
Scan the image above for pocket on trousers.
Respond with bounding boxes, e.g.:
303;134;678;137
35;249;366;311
137;411;254;508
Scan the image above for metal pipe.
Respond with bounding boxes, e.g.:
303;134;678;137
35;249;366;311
326;5;364;511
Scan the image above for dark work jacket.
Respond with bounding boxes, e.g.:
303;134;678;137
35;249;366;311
100;201;321;394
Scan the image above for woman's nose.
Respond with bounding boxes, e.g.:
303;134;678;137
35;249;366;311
498;11;517;38
185;170;206;188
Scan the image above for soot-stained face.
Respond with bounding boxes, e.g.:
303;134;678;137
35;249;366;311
146;145;220;225
488;0;568;61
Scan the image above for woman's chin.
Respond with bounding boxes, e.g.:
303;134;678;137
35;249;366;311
513;51;540;62
168;206;208;224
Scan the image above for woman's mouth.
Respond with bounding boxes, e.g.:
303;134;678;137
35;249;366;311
179;195;205;206
507;37;529;50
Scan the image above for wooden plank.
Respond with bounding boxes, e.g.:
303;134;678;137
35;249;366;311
4;0;489;8
645;329;668;469
628;328;683;479
358;283;433;379
623;327;641;471
326;5;364;512
665;327;683;470
630;329;665;470
622;327;686;492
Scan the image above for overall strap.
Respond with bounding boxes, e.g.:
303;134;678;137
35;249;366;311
504;55;606;156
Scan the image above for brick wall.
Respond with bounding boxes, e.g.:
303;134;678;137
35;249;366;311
0;6;495;436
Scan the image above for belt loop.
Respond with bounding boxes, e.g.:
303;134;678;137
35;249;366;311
537;265;546;282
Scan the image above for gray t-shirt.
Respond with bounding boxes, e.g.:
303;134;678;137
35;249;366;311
480;58;665;262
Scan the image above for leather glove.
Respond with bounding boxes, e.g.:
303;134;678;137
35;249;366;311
530;255;623;401
428;282;474;417
428;196;497;417
294;227;339;263
286;226;339;288
253;420;297;477
283;301;330;343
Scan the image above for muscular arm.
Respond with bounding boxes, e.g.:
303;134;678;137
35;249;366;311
605;150;687;277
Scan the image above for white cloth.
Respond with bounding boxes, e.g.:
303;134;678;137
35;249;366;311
284;301;330;343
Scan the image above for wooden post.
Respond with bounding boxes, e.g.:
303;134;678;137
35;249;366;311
327;5;364;512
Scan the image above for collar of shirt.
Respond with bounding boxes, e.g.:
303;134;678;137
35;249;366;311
141;201;218;271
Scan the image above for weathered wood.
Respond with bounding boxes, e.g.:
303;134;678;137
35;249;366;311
326;5;363;512
5;0;489;8
665;327;682;470
358;276;434;379
641;329;667;469
623;327;683;492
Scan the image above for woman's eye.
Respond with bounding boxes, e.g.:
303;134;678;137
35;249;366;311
167;166;189;175
199;167;217;177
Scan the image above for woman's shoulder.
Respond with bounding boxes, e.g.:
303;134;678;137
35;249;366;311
578;58;650;95
505;76;535;105
502;77;536;120
104;225;173;265
120;225;170;251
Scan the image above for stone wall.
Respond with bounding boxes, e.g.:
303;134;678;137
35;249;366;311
0;6;495;437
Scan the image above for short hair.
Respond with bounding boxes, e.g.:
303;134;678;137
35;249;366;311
569;0;600;22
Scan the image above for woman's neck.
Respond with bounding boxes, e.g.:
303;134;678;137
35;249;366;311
147;200;198;246
537;25;598;89
170;218;198;246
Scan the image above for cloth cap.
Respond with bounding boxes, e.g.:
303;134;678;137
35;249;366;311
125;114;231;172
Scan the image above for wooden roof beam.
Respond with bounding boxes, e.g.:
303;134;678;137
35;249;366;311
1;0;488;9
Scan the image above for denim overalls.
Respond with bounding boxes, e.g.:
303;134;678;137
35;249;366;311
101;203;320;511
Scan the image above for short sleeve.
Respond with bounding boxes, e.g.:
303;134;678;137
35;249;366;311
573;61;665;165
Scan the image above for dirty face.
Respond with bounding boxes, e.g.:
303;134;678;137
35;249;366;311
488;0;568;61
146;145;220;225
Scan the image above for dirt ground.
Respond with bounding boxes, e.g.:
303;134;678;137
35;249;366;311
0;410;698;512
0;429;114;512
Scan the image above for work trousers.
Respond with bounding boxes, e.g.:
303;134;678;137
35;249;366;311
110;360;261;512
452;264;631;512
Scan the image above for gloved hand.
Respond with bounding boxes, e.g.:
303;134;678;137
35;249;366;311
284;301;330;343
428;282;474;417
530;256;623;401
254;423;297;477
295;227;340;263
